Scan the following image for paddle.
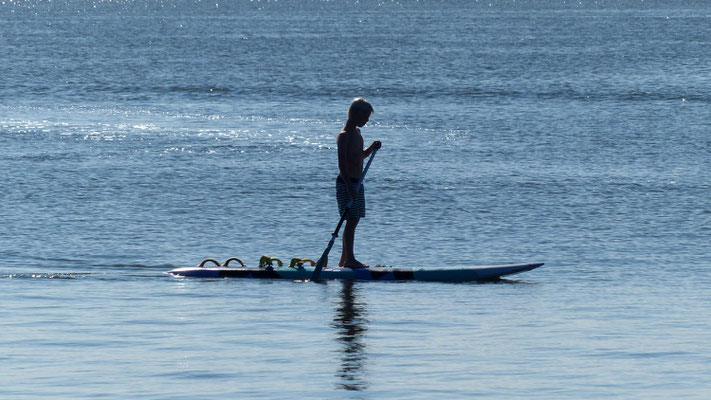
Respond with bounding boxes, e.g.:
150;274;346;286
311;148;379;281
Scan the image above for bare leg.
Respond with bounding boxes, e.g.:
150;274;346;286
339;233;346;267
340;218;364;268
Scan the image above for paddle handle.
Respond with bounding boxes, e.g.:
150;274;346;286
311;148;378;281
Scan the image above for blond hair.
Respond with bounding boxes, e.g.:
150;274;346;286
348;97;374;119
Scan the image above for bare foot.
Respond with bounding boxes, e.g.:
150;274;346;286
343;260;368;269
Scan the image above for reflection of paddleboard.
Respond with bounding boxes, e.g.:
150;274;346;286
167;258;543;282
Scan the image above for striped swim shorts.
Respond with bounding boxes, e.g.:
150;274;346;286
336;176;366;219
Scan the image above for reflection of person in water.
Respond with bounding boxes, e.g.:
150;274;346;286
332;280;368;391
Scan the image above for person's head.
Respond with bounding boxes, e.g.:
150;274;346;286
348;97;374;127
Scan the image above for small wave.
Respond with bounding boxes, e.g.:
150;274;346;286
86;264;177;271
166;86;230;94
2;272;92;280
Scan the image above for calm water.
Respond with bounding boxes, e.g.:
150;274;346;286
2;0;710;398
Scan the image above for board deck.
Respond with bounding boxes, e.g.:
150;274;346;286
167;262;543;282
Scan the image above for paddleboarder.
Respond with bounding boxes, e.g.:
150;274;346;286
337;97;381;269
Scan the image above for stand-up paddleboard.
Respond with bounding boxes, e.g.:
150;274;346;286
167;257;543;282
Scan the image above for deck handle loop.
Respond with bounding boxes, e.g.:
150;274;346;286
197;258;221;268
259;256;283;271
289;257;316;270
223;257;245;267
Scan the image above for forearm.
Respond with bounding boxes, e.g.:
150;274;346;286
362;141;381;158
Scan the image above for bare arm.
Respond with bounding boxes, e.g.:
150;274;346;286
337;133;352;179
337;133;359;200
363;140;381;158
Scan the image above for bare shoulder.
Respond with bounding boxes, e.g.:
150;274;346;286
338;129;356;143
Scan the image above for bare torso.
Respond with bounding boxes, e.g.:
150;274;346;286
337;127;364;180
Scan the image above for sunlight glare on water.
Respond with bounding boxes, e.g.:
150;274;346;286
1;0;710;398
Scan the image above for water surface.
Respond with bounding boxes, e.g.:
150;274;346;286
2;0;710;398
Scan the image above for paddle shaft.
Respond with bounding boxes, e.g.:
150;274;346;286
311;148;378;280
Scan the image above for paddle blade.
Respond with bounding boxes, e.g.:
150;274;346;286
310;255;328;281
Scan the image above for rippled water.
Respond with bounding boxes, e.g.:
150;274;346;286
2;0;710;398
